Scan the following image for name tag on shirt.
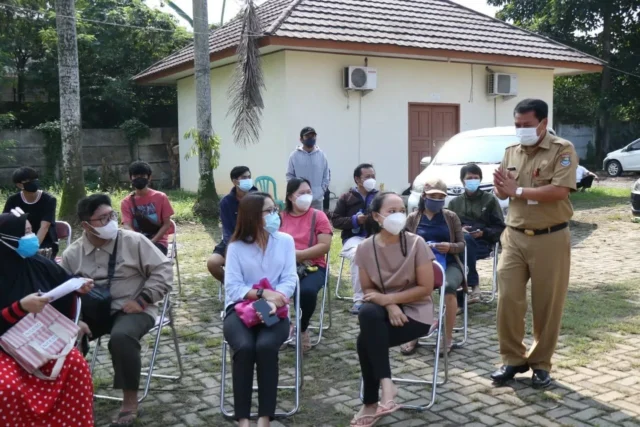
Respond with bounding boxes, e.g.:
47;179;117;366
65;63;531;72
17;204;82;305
528;200;538;205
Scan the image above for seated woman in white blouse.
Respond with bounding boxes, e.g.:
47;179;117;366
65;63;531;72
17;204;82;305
223;192;297;427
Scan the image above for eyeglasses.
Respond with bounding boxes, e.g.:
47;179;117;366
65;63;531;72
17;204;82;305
262;207;279;215
90;211;118;226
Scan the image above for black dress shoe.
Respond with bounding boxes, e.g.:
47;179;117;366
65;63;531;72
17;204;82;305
490;364;530;383
532;369;552;389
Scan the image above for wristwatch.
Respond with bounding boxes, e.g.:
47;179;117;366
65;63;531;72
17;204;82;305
256;289;264;299
515;187;524;198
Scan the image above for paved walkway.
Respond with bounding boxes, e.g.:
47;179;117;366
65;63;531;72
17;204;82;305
93;204;640;427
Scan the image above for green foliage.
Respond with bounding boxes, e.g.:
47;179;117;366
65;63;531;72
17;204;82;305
119;118;150;161
0;113;17;166
0;113;17;129
83;168;101;191
1;0;192;128
183;128;221;170
34;120;61;181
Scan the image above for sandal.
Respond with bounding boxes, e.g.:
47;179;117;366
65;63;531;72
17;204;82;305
376;400;400;417
350;413;379;427
302;330;312;353
111;409;140;427
400;339;418;356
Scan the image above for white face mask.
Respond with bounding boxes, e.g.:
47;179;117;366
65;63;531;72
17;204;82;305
92;220;119;240
294;194;313;211
380;212;407;236
363;178;376;192
516;125;541;146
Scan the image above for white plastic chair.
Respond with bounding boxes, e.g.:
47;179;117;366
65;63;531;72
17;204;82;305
220;281;302;419
89;294;184;403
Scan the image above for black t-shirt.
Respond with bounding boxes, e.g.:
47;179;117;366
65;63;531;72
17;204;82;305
2;191;58;249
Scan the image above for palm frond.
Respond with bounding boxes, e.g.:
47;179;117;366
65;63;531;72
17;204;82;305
227;0;265;147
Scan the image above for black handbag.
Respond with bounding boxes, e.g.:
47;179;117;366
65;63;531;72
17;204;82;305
296;210;317;280
81;233;119;338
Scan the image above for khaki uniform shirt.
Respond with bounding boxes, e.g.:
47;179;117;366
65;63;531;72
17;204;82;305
500;132;578;230
61;229;173;319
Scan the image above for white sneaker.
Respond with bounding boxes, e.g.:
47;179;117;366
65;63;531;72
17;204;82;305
468;287;482;304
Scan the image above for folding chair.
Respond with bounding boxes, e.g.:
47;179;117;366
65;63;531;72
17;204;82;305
168;220;182;295
307;252;331;347
73;295;82;324
220;281;302;419
334;255;351;300
481;242;500;303
453;246;469;347
90;294;184;403
55;221;72;250
359;261;448;411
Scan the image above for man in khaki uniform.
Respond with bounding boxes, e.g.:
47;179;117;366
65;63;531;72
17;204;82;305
491;99;577;389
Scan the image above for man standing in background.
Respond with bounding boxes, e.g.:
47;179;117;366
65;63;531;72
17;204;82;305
286;127;330;210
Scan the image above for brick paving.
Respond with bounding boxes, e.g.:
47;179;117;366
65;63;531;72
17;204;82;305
93;203;640;427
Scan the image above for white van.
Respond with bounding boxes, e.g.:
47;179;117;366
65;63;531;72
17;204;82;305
407;126;523;214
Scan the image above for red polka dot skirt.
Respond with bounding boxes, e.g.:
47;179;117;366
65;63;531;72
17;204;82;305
0;348;94;427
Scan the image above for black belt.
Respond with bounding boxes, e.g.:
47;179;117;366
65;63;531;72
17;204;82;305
510;222;568;236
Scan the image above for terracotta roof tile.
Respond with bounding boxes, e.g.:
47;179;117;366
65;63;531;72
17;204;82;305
134;0;602;82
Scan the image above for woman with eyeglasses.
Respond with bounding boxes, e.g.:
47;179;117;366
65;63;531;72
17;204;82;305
350;192;434;427
222;192;297;427
280;178;332;352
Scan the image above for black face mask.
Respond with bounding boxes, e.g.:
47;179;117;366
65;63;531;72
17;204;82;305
132;177;148;190
22;180;40;193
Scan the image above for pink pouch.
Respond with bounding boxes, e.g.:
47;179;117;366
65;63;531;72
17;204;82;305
0;304;79;380
235;278;289;327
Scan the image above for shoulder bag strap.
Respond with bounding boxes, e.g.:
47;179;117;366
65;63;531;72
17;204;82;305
106;232;120;289
371;235;386;294
308;210;317;248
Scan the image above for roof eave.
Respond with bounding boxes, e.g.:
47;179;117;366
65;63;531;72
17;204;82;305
134;36;603;85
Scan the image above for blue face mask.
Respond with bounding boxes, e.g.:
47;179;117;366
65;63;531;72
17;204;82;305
303;138;316;148
0;233;40;258
464;179;481;193
424;198;445;213
264;212;281;234
238;178;253;192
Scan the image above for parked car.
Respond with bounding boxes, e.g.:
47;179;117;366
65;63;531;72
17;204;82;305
408;126;558;214
603;138;640;176
632;178;640;217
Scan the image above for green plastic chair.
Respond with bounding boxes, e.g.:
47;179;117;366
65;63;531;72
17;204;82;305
255;176;285;209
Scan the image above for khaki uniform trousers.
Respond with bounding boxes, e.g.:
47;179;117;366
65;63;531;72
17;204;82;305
496;226;571;372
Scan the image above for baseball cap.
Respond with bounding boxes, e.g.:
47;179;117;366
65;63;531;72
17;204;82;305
300;127;317;138
423;178;448;196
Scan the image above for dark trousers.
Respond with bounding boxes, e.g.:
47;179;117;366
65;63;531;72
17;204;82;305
577;175;595;190
153;242;168;256
223;310;290;420
464;233;493;287
107;312;155;390
298;267;326;332
357;303;430;405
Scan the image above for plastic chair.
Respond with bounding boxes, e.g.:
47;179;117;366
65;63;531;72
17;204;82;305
306;251;332;347
358;261;448;411
168;220;182;295
220;280;302;419
255;176;285;209
90;294;184;403
55;221;72;248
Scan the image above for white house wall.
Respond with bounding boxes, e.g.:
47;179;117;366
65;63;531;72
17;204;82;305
177;50;554;196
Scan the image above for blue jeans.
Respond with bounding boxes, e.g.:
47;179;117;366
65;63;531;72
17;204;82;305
464;233;492;287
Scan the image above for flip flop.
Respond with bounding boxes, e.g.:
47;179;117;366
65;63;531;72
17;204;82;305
350;413;379;427
400;339;418;356
110;409;140;427
376;400;400;417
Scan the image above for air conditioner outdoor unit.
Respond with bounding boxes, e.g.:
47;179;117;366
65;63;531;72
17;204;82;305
487;72;518;96
344;66;377;90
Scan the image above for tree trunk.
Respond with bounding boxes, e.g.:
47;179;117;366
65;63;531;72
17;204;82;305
192;0;219;219
55;0;86;222
595;5;612;168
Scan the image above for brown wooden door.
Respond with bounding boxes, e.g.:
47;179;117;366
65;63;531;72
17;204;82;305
408;104;459;182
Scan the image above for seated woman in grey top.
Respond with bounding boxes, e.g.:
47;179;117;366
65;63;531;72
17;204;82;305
350;192;435;427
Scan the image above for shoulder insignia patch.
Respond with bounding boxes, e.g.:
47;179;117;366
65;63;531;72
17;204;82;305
560;153;571;167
